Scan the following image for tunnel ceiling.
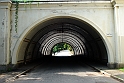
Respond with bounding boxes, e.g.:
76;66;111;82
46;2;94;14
22;17;108;63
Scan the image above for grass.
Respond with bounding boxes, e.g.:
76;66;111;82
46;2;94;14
119;68;124;72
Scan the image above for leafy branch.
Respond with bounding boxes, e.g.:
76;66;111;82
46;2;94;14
13;0;39;32
15;2;19;33
52;43;73;53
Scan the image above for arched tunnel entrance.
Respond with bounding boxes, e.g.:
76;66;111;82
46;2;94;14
15;16;108;66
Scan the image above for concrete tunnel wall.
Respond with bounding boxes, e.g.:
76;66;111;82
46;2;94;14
22;17;108;62
12;16;114;66
10;2;115;67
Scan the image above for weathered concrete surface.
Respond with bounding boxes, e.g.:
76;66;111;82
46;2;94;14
0;0;124;70
10;1;115;65
0;1;11;70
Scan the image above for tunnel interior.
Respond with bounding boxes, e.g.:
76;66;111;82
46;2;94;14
17;16;108;65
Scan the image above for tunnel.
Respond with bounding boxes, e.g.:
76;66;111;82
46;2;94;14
15;16;108;66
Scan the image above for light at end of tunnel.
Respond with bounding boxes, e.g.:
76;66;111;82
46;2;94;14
52;50;74;56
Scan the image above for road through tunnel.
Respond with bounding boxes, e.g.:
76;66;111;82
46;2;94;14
16;16;108;66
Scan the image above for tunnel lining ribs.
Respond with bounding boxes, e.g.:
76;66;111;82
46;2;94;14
20;18;107;64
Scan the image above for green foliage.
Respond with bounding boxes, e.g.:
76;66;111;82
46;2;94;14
52;43;73;53
12;0;34;2
119;68;124;72
15;2;19;33
13;0;34;32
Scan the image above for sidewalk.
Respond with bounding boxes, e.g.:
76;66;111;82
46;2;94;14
102;69;124;82
91;63;124;82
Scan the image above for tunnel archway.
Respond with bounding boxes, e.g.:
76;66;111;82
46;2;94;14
12;15;114;66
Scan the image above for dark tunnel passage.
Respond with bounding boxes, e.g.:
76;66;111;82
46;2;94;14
17;16;108;65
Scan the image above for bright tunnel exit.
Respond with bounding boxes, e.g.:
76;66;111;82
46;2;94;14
52;42;74;56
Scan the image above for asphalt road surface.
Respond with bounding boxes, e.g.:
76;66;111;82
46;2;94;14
9;57;121;83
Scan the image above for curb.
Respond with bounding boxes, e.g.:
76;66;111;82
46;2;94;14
6;66;36;82
14;67;34;79
111;75;124;83
6;63;42;82
79;62;124;83
93;66;124;83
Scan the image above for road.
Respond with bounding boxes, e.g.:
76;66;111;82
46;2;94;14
9;57;121;83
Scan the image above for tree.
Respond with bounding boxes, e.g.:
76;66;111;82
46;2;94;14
52;42;73;54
